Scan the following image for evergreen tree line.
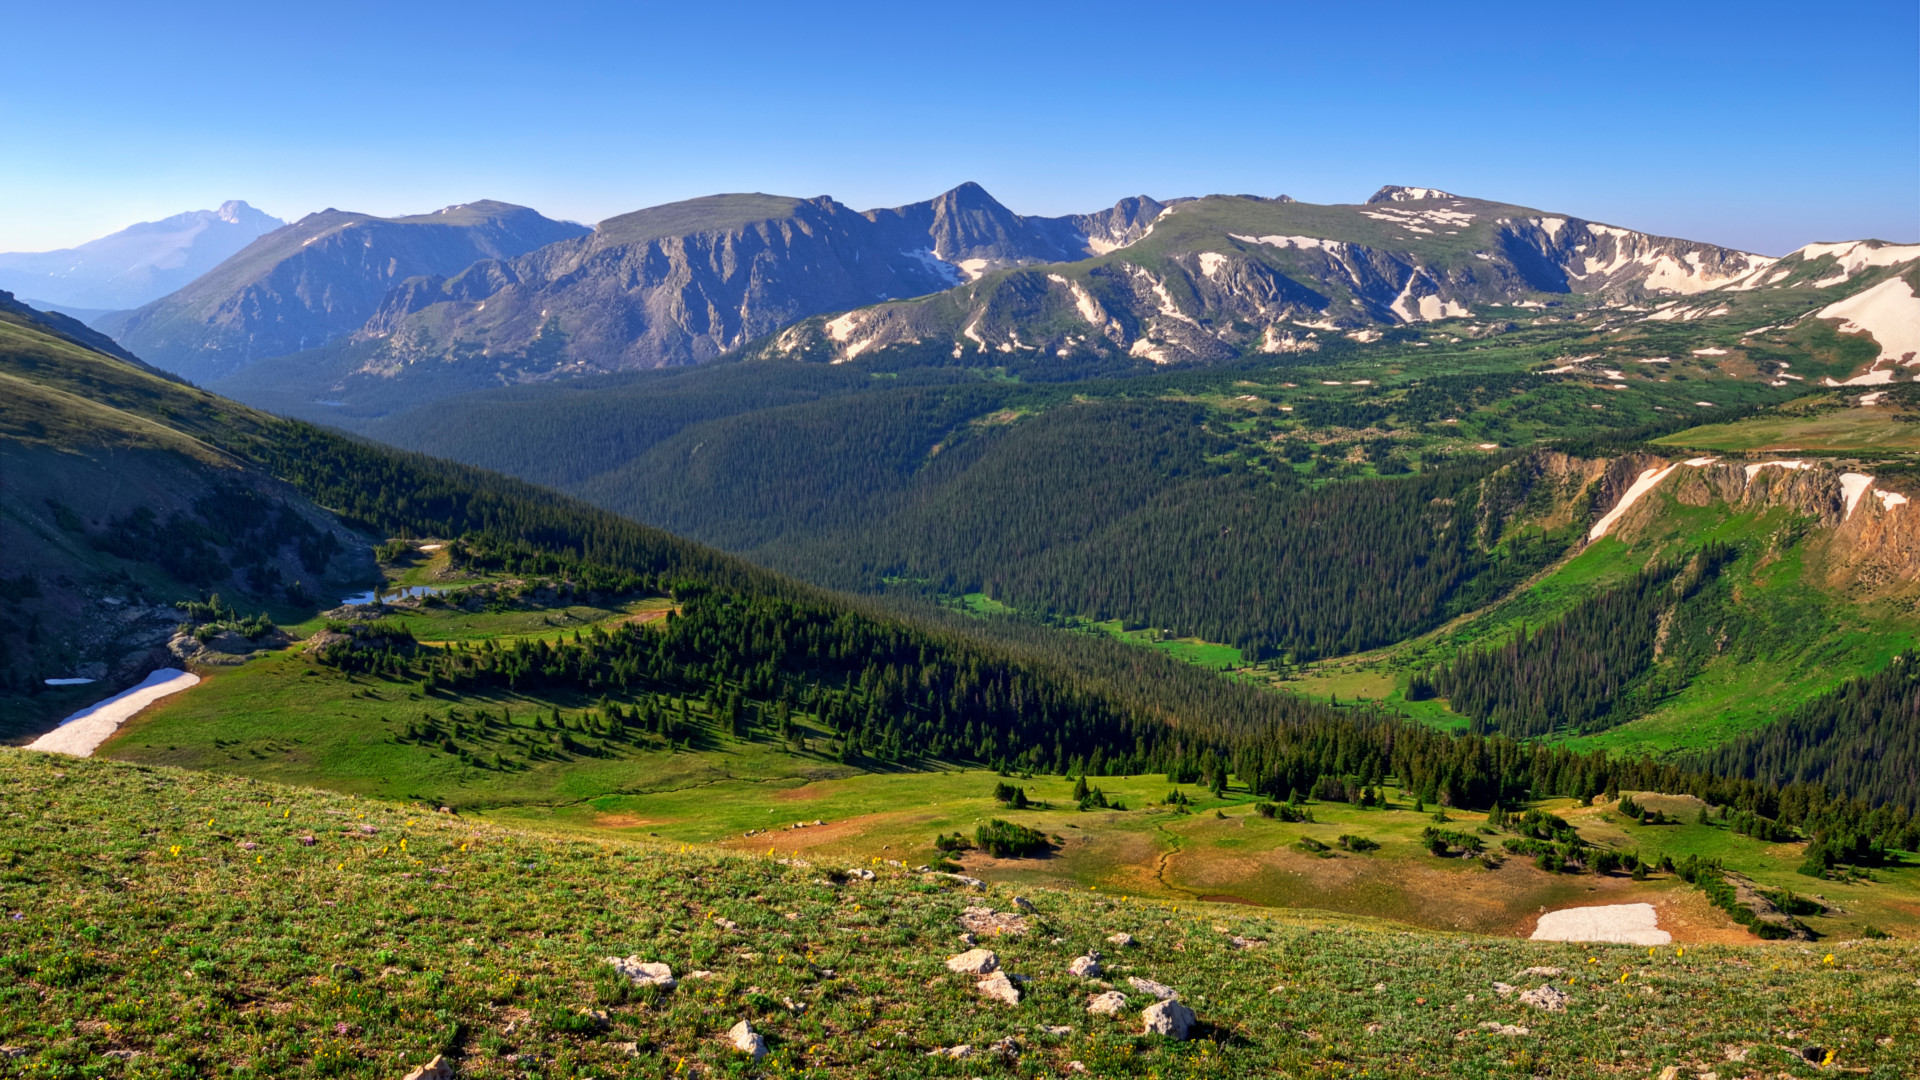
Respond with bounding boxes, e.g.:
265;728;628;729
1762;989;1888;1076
755;400;1533;660
1703;653;1920;815
197;395;1914;850
1425;544;1735;737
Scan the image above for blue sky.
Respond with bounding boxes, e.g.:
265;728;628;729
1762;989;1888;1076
4;0;1915;255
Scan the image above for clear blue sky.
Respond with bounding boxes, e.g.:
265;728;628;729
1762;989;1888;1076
4;0;1915;255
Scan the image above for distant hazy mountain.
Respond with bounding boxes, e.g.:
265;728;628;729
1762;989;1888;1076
351;183;1179;372
0;201;284;312
97;201;589;383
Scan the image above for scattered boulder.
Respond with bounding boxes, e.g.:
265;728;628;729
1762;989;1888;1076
1068;952;1102;978
1491;981;1515;996
977;970;1022;1004
1011;896;1035;911
1142;998;1196;1040
402;1056;453;1080
986;1036;1021;1058
1087;991;1129;1016
957;932;977;946
945;949;1000;975
1517;966;1562;977
1105;932;1135;948
1127;975;1179;1001
606;956;676;990
1042;1025;1073;1036
926;1044;972;1059
728;1020;768;1061
712;917;739;932
1479;1022;1530;1036
846;868;876;881
959;905;1029;936
1518;985;1569;1012
934;872;986;888
1228;935;1266;950
1068;1062;1089;1073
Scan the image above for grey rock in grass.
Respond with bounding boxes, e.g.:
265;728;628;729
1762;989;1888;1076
1011;896;1035;911
926;1044;972;1059
945;948;999;974
728;1020;768;1061
402;1055;453;1080
1491;981;1515;996
1127;975;1179;1001
1087;991;1129;1016
1105;932;1134;948
977;970;1022;1004
1142;998;1197;1040
606;956;676;989
1517;966;1563;977
1042;1025;1074;1036
1518;984;1569;1012
1068;952;1102;978
1228;935;1266;950
987;1036;1021;1058
1479;1022;1530;1036
846;867;876;881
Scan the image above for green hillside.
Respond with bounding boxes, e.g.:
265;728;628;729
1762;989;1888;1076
5;749;1915;1079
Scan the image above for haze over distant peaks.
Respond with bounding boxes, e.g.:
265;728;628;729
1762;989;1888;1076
95;200;590;383
0;201;284;311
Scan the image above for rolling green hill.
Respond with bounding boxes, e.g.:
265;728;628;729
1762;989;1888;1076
8;748;1915;1079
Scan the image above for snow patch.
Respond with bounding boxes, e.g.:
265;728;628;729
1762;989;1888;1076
28;669;201;757
1815;273;1920;369
1590;465;1678;540
1840;473;1875;520
1874;490;1908;511
1682;457;1718;467
1690;348;1728;356
1047;274;1108;328
1743;460;1810;481
1531;903;1670;946
1789;240;1920;286
1197;252;1229;278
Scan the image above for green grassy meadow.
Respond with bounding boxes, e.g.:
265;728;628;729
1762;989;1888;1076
7;749;1918;1079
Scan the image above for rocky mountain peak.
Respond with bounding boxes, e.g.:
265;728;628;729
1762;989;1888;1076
1368;185;1458;204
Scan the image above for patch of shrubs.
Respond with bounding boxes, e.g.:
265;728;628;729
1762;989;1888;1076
1674;855;1808;940
992;782;1030;809
1254;801;1314;823
974;819;1051;858
1336;834;1379;853
1420;827;1485;857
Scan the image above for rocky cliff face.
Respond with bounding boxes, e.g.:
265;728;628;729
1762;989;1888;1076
98;201;589;383
1599;455;1918;597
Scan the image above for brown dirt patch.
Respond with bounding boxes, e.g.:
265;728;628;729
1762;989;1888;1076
590;814;672;830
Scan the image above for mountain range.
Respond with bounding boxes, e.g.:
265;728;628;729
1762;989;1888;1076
0;200;283;312
18;183;1914;427
94;201;589;383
